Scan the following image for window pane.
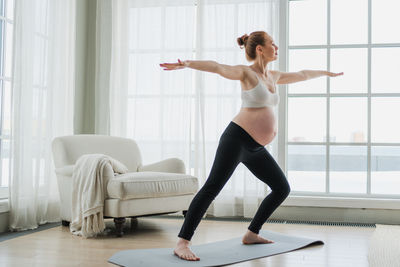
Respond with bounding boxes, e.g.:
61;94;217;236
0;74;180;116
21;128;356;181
372;0;400;43
371;146;400;195
330;48;367;93
0;0;4;17
129;53;161;95
127;98;160;140
135;142;161;166
331;0;367;44
288;49;327;94
35;0;48;35
162;97;192;142
203;4;235;49
191;98;195;142
0;80;2;128
204;98;237;142
32;87;40;120
238;1;278;41
34;36;45;86
371;97;400;143
3;80;11;136
289;0;327;46
288;97;326;142
159;52;193;95
1;139;10;187
163;141;190;164
128;54;139;95
329;146;367;193
127;99;134;137
0;20;3;76
129;7;162;50
43;40;48;87
371;48;400;93
4;22;12;78
330;97;367;143
165;5;195;50
6;0;13;20
288;145;326;192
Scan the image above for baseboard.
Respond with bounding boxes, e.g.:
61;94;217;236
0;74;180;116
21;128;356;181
161;205;400;225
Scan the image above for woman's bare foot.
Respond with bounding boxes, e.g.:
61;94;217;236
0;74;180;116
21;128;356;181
242;229;274;245
173;238;200;261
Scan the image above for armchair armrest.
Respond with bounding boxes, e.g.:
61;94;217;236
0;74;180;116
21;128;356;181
137;158;186;174
55;165;74;176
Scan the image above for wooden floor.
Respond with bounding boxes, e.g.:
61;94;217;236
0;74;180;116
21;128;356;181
0;216;374;266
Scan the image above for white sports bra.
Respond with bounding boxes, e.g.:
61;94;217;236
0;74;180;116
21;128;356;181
241;74;279;108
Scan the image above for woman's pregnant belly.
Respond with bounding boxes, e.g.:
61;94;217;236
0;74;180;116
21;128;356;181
232;107;277;146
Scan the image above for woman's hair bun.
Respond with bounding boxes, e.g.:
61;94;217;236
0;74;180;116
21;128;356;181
237;34;249;48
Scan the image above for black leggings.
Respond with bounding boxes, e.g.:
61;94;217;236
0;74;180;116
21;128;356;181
178;121;291;241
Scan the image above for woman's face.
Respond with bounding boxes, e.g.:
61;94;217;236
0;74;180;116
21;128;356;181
258;35;278;62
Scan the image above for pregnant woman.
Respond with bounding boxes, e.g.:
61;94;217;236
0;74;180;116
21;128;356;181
160;31;343;261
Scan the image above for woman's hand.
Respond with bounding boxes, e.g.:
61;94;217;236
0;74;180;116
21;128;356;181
159;59;187;71
327;71;344;77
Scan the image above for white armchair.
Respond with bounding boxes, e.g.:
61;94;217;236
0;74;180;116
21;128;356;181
51;135;199;237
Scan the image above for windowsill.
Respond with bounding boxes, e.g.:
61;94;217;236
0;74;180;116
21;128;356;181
0;199;9;213
282;195;400;210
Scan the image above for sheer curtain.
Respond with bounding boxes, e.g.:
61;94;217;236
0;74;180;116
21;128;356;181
97;0;280;219
9;0;76;231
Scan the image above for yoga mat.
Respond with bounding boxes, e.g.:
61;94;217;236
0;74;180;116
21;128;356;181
108;229;324;267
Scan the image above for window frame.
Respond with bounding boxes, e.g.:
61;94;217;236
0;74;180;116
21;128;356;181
0;0;14;200
279;0;400;205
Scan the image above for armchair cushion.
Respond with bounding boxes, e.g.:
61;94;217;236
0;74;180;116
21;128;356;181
107;171;198;200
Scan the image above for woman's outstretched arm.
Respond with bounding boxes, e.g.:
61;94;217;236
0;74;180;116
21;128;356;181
184;60;219;72
273;69;344;84
160;59;246;81
301;70;343;79
160;59;218;72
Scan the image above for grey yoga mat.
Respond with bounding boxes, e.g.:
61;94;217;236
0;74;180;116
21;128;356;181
108;229;324;267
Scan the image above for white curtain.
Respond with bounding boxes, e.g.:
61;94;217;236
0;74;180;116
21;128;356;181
97;0;280;218
9;0;76;231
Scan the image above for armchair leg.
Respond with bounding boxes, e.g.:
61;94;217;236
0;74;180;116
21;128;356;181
61;220;70;227
182;210;188;218
114;217;126;237
130;217;138;230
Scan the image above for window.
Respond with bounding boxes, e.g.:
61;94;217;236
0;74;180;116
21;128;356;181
127;0;279;182
286;0;400;198
127;0;197;168
0;0;14;199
